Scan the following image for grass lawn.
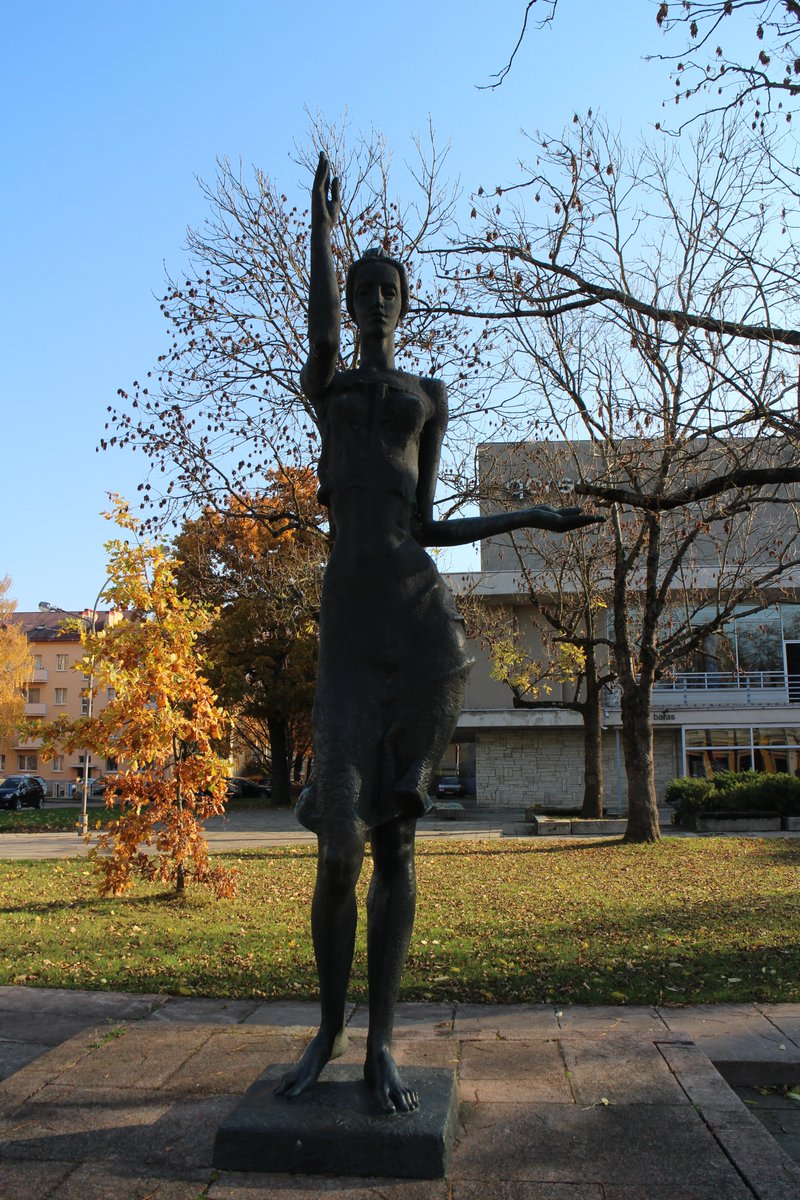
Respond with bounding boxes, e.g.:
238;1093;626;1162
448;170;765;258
0;808;111;834
1;837;798;1006
0;799;279;834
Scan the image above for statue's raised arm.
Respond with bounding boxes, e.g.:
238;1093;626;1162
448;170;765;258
301;153;342;400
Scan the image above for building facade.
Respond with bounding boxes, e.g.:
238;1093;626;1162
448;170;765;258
441;441;800;811
0;611;120;796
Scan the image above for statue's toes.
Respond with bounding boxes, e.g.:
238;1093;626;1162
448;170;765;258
375;1088;397;1114
275;1066;312;1098
395;1085;419;1112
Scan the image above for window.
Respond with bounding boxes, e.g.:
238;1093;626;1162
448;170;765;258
33;654;43;669
684;726;800;778
25;687;41;703
52;755;64;773
54;688;67;705
106;686;116;700
105;757;118;771
736;614;782;673
80;696;90;716
56;654;68;671
17;754;38;771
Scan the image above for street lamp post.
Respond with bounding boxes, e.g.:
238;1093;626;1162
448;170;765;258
39;584;108;838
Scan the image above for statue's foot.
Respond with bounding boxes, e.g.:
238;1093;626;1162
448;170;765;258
364;1045;419;1114
275;1027;348;1098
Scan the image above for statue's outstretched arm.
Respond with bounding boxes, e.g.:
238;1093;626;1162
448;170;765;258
301;153;341;399
419;505;605;548
414;381;604;548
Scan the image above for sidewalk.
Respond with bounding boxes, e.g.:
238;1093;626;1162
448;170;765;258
1;986;799;1198
0;806;713;862
0;810;524;861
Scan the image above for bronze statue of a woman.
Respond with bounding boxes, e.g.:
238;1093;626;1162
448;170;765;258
276;154;600;1114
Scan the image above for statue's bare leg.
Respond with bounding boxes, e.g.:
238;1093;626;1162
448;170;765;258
275;832;364;1097
363;814;419;1113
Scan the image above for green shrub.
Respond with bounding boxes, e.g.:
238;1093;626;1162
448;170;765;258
664;777;713;810
668;770;800;821
745;772;800;815
708;770;751;793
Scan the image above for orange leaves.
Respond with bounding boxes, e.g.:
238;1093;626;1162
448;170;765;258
43;503;235;900
0;577;33;738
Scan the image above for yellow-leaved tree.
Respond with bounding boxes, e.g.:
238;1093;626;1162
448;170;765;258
43;500;235;897
0;577;32;740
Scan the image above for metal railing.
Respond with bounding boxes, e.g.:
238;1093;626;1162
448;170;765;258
607;670;799;708
653;670;788;692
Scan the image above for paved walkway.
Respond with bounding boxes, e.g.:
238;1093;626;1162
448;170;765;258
0;810;529;861
1;986;799;1198
3;814;800;1194
0;805;726;861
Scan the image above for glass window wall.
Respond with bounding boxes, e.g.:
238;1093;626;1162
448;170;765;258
684;725;800;778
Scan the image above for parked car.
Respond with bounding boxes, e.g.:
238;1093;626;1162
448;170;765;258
435;776;466;799
226;777;272;800
0;775;46;810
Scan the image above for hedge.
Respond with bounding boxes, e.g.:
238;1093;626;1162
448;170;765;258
666;771;800;821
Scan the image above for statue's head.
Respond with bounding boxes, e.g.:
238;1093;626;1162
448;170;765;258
345;247;409;326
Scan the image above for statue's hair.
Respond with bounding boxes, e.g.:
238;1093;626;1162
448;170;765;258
345;247;410;324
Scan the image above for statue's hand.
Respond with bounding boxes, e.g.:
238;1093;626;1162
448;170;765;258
312;152;341;234
524;505;605;532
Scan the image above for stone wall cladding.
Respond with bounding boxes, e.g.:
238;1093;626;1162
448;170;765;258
475;727;681;810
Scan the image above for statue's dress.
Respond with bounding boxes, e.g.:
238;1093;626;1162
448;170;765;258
296;368;473;835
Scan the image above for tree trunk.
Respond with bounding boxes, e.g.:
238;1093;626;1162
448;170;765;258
620;687;660;842
267;714;292;807
581;681;605;818
176;860;186;893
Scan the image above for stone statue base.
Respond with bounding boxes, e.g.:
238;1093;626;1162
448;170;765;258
212;1064;459;1179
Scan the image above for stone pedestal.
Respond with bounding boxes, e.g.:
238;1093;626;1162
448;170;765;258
212;1064;459;1179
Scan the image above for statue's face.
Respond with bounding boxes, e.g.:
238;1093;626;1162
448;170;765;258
352;261;403;336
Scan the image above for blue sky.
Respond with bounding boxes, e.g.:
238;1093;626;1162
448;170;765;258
2;1;694;611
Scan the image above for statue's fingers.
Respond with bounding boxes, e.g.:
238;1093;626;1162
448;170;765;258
314;152;329;188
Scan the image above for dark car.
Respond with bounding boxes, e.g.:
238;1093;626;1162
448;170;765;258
0;775;46;811
226;777;272;800
436;776;466;799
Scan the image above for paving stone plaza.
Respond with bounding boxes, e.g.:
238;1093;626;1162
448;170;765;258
2;814;799;1196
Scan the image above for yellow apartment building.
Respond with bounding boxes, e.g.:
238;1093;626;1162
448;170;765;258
1;610;121;797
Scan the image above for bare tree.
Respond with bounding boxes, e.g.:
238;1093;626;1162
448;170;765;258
107;116;504;537
653;0;800;135
488;2;800;136
480;1;560;90
443;118;800;841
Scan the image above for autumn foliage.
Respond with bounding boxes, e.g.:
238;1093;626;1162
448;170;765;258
42;500;235;898
0;577;32;739
174;468;325;805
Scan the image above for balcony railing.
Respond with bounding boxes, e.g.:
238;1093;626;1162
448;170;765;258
29;667;48;684
608;670;797;708
24;702;47;717
14;736;43;750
